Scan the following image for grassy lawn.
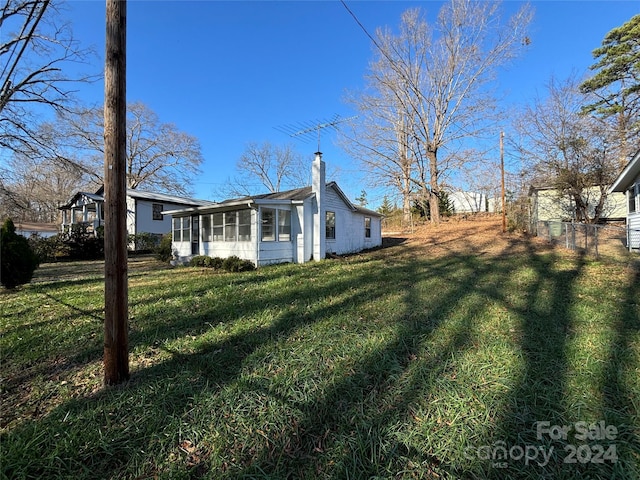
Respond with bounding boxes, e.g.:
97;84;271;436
1;221;639;479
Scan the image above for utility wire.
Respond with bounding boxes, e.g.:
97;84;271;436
339;0;396;68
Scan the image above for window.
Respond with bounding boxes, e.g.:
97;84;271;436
152;203;163;220
326;211;335;240
212;213;224;241
225;211;237;242
238;209;251;241
630;185;638;213
202;214;212;241
278;209;291;241
261;208;275;241
365;217;371;238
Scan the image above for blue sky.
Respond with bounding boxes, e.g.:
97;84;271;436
65;0;639;208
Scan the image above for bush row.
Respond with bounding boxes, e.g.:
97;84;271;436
27;227;169;263
189;255;255;272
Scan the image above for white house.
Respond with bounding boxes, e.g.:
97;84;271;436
165;153;383;266
608;149;640;250
59;187;210;240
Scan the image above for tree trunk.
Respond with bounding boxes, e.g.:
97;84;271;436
428;149;440;224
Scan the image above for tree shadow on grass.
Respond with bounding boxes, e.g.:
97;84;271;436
600;265;640;479
2;238;636;479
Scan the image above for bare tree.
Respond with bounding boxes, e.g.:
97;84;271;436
58;102;204;195
0;148;85;223
342;1;532;223
0;0;98;155
0;120;97;222
514;76;621;224
220;141;307;197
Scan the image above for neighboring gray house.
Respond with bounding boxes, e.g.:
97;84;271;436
165;153;383;266
59;187;210;239
608;149;640;250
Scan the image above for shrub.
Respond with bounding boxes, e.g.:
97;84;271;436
155;233;174;263
128;232;160;252
62;224;103;260
210;257;224;270
189;255;211;267
1;219;40;289
222;255;255;272
28;234;68;263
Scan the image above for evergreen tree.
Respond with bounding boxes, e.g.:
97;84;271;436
580;14;640;162
1;218;39;289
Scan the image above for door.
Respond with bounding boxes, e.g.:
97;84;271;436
191;215;199;255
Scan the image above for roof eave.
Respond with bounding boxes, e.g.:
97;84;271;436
609;150;640;193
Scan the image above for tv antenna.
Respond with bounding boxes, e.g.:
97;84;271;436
275;114;357;152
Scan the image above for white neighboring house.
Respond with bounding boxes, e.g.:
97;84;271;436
59;186;211;240
608;149;640;251
165;153;383;266
448;191;495;214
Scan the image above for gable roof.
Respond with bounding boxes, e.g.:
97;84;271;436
609;149;640;193
59;187;211;210
163;181;382;217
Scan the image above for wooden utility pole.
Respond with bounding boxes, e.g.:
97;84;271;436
500;131;506;233
103;0;129;385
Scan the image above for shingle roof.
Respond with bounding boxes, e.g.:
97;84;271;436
219;185;313;204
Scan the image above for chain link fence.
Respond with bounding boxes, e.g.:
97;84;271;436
534;221;640;258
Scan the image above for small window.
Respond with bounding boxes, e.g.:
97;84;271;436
630;186;638;213
326;211;335;240
238;209;251;241
365;217;371;238
152;203;163;220
261;208;275;241
278;209;291;241
212;213;224;241
225;211;237;242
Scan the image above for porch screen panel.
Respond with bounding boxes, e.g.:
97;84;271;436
202;214;212;241
182;217;190;242
261;208;275;241
238;210;251;241
278;209;291;241
173;218;181;241
225;212;237;241
212;213;223;241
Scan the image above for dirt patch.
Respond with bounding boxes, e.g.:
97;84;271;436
384;215;554;258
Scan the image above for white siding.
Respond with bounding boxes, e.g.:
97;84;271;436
628;173;640;249
324;187;382;256
134;199;191;236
